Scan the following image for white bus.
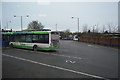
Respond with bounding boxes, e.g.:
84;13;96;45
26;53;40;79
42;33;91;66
3;31;60;51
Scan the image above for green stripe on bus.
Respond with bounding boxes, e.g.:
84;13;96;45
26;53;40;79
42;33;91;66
14;46;33;49
22;29;38;31
13;32;33;35
3;33;13;35
3;32;49;35
33;32;49;34
37;47;59;50
13;45;59;50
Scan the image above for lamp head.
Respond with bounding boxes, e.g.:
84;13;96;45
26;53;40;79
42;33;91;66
71;17;74;18
26;15;29;17
14;15;16;17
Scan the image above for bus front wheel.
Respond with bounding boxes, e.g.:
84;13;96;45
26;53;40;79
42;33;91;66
33;45;38;51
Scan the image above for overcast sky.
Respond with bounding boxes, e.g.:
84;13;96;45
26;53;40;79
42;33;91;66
2;2;118;32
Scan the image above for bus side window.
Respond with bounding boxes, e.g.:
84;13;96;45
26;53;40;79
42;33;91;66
10;35;14;42
20;35;26;42
44;34;49;43
12;35;16;42
26;35;32;42
14;35;25;42
14;35;18;42
39;35;44;43
8;35;11;42
4;35;9;42
14;35;21;42
32;35;39;43
39;34;49;43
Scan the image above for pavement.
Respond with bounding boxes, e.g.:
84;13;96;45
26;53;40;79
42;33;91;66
2;40;118;79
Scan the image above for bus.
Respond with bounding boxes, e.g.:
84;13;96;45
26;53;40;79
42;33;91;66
3;31;60;50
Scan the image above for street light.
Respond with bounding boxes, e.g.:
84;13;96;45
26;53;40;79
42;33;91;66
71;17;79;33
55;24;57;31
14;15;29;31
71;17;80;41
6;21;11;30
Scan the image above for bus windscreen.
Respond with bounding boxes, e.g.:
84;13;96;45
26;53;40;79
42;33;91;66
51;32;59;40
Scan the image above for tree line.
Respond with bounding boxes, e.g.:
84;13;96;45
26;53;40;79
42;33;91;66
25;20;119;38
27;21;44;29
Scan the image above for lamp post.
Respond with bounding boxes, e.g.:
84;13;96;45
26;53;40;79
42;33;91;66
71;17;80;41
14;15;29;31
55;24;57;31
6;21;11;30
71;17;79;33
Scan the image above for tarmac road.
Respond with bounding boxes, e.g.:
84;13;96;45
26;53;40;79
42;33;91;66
2;40;118;79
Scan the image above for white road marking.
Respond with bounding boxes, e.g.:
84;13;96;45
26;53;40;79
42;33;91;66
88;45;92;47
88;45;99;48
37;52;82;60
2;53;109;80
15;49;83;60
66;60;76;64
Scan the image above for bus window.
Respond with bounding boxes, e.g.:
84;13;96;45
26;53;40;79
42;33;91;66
3;35;8;42
51;32;59;40
43;34;49;43
32;35;39;43
10;35;14;42
19;35;26;42
39;34;49;43
14;35;20;42
26;35;32;42
39;35;44;43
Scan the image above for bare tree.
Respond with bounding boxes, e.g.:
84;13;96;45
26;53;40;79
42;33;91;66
64;29;71;37
92;25;95;33
117;25;120;33
107;23;118;33
64;29;70;33
107;23;112;33
113;25;118;33
102;25;105;33
82;24;88;32
28;21;44;29
94;24;99;33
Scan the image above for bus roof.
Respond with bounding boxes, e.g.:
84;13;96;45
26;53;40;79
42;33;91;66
22;29;51;31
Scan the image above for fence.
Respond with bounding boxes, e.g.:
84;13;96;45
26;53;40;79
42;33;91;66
79;37;120;47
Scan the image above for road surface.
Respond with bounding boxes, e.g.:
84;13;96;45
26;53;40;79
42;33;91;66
2;40;118;79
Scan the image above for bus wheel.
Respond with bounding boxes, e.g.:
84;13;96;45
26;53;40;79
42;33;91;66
10;44;13;48
33;45;37;51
